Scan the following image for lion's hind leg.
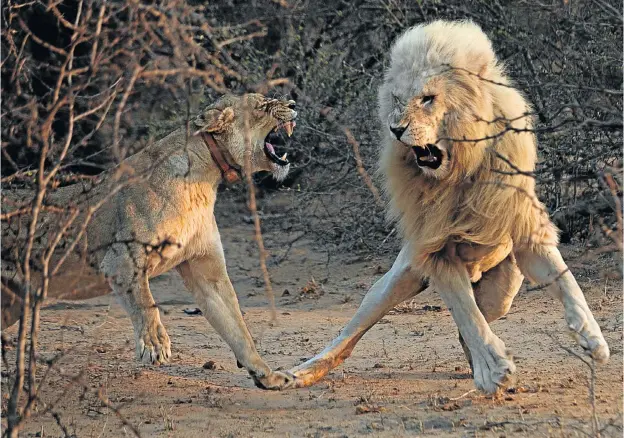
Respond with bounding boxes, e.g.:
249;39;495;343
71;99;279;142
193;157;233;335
458;255;524;372
515;245;609;363
454;234;513;283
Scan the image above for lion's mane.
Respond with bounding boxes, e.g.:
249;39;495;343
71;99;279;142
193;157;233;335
378;20;558;277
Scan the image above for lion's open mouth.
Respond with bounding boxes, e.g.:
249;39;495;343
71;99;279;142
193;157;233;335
264;121;296;167
412;144;443;170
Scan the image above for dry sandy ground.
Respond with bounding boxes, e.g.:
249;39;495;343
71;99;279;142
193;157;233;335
2;219;622;437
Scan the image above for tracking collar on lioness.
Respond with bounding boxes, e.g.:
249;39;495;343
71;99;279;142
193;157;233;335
200;132;242;184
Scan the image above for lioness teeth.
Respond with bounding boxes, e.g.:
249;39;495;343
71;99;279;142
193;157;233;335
283;121;295;137
281;153;287;160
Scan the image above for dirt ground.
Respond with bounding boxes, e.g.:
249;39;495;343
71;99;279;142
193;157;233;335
2;208;623;437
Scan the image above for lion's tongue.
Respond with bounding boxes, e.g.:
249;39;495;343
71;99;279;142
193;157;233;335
265;142;275;154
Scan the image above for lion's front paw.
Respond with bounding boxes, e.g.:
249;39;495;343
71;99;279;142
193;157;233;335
566;304;610;364
250;369;295;391
135;322;171;365
286;356;336;389
471;341;516;394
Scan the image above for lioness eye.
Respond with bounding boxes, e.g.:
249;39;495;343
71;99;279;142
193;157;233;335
422;95;435;105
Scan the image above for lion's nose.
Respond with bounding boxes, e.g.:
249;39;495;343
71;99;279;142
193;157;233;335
390;125;406;140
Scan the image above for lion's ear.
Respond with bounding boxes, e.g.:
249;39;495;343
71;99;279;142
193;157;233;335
474;53;495;78
194;107;235;133
478;61;491;78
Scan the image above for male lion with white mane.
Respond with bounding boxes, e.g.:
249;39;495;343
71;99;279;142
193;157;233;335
284;20;610;394
2;93;296;390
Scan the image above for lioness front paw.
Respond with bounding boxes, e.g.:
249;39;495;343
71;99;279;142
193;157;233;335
471;342;516;394
250;369;295;390
566;304;610;363
135;322;171;365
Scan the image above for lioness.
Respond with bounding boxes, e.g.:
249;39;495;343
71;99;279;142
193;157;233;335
284;20;610;394
1;93;296;389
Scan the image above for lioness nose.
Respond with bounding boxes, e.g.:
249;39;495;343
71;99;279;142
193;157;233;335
390;125;406;140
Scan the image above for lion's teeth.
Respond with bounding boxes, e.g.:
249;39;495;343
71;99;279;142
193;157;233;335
281;153;287;160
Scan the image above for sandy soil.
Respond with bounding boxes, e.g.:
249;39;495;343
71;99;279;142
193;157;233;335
2;213;622;437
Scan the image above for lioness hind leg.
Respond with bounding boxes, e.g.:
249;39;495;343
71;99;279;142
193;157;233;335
102;244;171;365
458;256;523;371
177;254;294;390
1;263;111;329
287;244;427;389
515;245;609;363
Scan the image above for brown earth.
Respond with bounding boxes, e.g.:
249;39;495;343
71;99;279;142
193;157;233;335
2;209;622;437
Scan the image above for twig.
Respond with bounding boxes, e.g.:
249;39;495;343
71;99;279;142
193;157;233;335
544;331;602;437
97;388;142;438
242;102;277;322
344;127;384;208
449;389;476;401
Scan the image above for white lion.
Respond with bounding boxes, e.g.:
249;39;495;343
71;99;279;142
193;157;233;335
284;20;610;394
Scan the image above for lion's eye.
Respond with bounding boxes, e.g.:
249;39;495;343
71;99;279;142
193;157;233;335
422;95;435;105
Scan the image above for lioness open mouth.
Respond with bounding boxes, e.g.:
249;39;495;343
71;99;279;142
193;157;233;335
264;121;296;166
412;144;443;170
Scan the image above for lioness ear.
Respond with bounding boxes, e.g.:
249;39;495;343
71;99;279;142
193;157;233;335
194;107;235;133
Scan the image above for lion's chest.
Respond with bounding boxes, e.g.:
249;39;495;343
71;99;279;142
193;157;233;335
397;182;486;255
398;178;517;278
